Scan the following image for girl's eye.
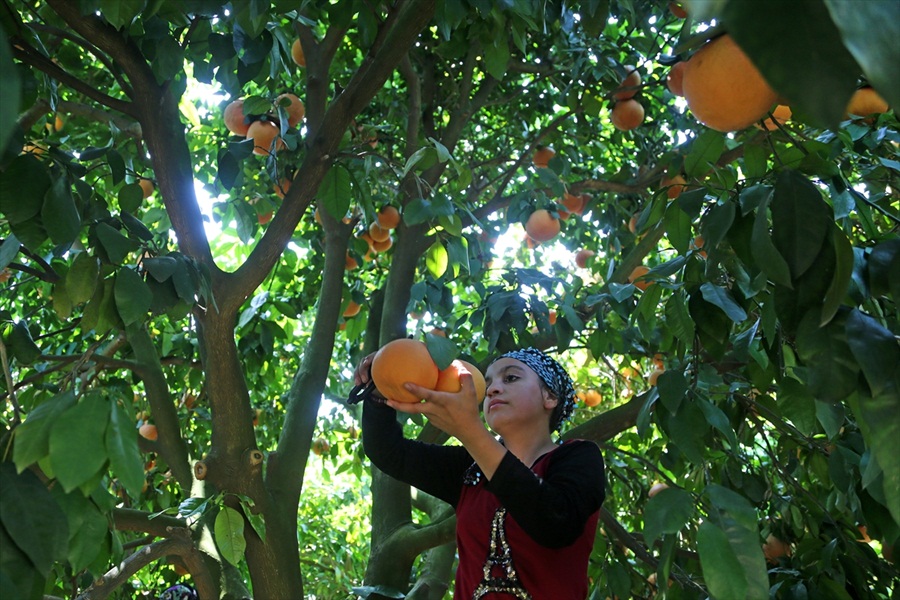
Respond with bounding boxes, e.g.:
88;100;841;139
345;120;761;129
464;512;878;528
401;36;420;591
504;375;518;383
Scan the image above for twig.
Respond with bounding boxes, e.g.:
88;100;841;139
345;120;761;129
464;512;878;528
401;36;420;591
0;338;22;425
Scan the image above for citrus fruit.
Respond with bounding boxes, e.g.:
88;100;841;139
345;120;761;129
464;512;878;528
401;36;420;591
681;34;778;132
434;359;487;401
246;120;285;156
138;178;155;198
628;265;652;290
224;99;250;135
660;174;687;200
845;87;889;119
575;249;595;268
275;92;305;127
666;62;686;97
377;205;401;229
611;99;644;131
613;65;641;101
648;482;669;497
368;221;391;243
343;300;361;317
583;389;602;407
756;104;792;130
524;209;561;242
139;423;158;441
371;339;440;403
291;39;306;67
533;146;555;168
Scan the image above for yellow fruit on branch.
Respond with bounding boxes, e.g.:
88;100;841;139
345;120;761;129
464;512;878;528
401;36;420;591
377;205;401;229
575;249;595;268
138;178;155;198
756;104;792;131
371;339;440;403
139;423;158;441
681;34;778;132
628;265;652;290
666;61;686;97
845;87;889;120
660;174;687;200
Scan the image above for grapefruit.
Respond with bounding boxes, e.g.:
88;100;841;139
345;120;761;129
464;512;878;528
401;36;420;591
246;120;285;156
524;209;561;242
224;99;250;135
435;359;487;402
533;146;555;168
611;99;644;131
681;34;778;132
845;87;889;119
275;93;305;127
371;339;440;403
291;39;306;67
613;65;642;101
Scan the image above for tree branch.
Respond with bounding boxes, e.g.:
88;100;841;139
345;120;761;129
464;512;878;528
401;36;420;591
112;508;186;537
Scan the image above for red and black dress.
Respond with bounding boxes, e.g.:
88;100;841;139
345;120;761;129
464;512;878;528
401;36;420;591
363;402;605;599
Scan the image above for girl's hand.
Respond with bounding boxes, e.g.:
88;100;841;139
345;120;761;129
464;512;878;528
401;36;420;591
388;369;484;441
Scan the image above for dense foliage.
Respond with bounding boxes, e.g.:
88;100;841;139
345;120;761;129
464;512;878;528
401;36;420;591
1;0;897;598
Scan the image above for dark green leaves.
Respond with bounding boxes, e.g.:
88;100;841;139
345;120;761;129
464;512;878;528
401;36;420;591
0;28;21;153
643;487;694;545
0;463;69;576
319;165;352;221
0;155;51;224
48;393;109;493
215;506;246;566
823;0;900;109
42;176;80;246
772;170;832;281
114;268;152;326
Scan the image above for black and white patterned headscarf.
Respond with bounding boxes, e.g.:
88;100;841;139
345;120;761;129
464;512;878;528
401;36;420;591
498;347;576;432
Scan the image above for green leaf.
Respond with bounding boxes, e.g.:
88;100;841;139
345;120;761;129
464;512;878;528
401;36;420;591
0;28;22;155
482;37;510;80
772;170;832;280
106;401;145;499
106;149;126;185
319;165;352;221
0;155;51;224
846;310;900;523
820;224;853;326
425;240;448;278
663;201;692;255
684;129;725;178
657;370;687;413
697;396;738;449
94;222;141;264
700;282;747;323
664;293;695;344
643;487;694;545
67;252;100;305
722;0;861;128
751;191;792;288
778;378;817;436
823;0;900;110
214;505;246;566
114;268;152;326
13;391;77;472
99;0;144;29
0;462;69;576
795;311;859;403
0;234;19;270
424;333;457;371
697;520;747;600
6;321;40;365
118;183;144;213
51;486;108;572
237;496;266;543
48;393;110;493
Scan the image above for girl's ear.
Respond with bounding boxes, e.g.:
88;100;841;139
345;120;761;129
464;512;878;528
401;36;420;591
543;392;559;410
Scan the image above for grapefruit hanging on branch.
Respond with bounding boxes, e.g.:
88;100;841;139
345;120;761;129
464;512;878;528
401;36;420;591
681;34;778;132
371;339;440;403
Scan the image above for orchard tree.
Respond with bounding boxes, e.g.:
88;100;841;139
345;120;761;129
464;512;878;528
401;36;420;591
1;1;898;599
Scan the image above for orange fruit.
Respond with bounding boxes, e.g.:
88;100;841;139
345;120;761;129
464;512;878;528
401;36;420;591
435;359;487;401
666;62;686;97
648;368;665;386
762;534;791;563
548;309;558;325
343;300;361;318
756;104;792;130
583;389;602;407
845;87;889;119
652;353;665;369
246;120;285;156
372;237;393;252
660;174;687;200
275;92;305;127
561;192;585;215
575;249;595;268
371;339;440;403
628;265;652;290
377;205;401;229
224;99;250;135
613;65;641;101
611;99;645;131
257;211;273;225
291;39;306;67
368;221;391;243
533;146;555;168
345;252;358;270
681;34;778;132
524;209;561;242
628;213;640;234
139;423;158;441
648;482;669;498
311;436;330;456
138;178;154;198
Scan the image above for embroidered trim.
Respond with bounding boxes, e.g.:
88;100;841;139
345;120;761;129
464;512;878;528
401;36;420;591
472;508;531;599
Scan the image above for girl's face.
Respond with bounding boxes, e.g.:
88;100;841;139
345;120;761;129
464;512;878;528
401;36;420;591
483;357;556;433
